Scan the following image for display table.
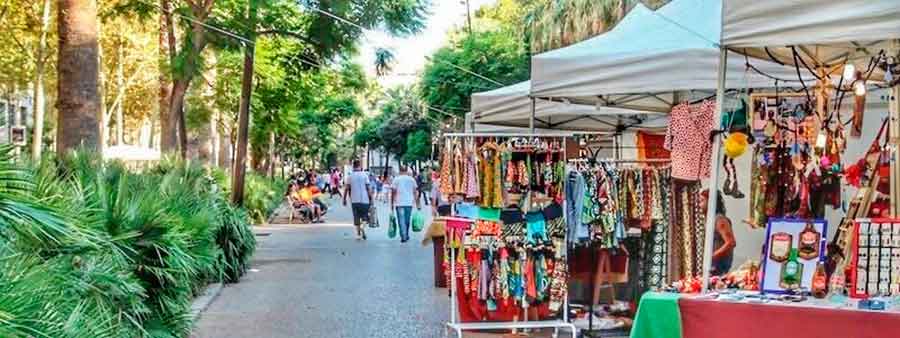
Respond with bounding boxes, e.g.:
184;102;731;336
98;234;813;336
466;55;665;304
632;292;900;338
630;292;682;338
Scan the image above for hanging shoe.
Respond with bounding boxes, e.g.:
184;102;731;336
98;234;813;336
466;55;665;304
730;173;745;199
722;175;734;196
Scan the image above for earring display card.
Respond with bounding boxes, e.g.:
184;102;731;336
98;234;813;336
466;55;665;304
850;219;900;298
760;218;828;294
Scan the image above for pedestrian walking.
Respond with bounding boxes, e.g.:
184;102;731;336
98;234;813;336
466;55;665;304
416;169;430;206
391;165;419;243
343;160;372;240
380;173;391;203
329;169;341;198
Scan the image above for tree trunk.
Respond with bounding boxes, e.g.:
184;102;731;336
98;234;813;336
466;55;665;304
98;20;108;151
56;0;101;153
159;0;177;152
231;0;257;206
168;2;211;159
31;0;51;161
267;131;275;176
210;109;220;166
218;123;232;168
115;34;125;145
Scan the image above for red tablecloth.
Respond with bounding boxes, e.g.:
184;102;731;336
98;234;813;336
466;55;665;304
679;297;900;338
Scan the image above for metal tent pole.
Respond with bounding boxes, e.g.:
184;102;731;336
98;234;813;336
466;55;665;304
700;48;728;293
890;84;899;217
530;98;536;134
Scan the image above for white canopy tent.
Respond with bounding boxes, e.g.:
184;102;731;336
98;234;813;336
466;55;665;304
699;0;900;292
529;0;815;109
722;0;900;53
468;80;667;132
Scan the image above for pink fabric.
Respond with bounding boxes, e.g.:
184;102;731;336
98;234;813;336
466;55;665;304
665;100;715;181
679;297;900;338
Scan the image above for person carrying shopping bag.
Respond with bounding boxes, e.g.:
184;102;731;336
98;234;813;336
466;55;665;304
391;165;420;243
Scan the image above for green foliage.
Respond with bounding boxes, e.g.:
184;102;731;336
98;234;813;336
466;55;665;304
419;30;530;120
403;130;432;163
354;86;431;163
243;173;287;225
0;147;257;337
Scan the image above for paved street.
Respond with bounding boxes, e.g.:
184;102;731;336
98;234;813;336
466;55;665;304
193;196;579;338
193;196;450;338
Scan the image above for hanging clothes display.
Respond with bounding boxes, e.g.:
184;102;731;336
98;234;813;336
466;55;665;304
664;100;716;181
565;161;672;290
439;136;569;323
669;179;705;280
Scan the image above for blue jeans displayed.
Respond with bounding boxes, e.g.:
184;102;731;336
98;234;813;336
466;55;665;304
395;206;413;241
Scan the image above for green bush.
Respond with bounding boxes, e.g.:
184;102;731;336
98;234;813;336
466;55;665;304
242;173;287;224
0;147;257;337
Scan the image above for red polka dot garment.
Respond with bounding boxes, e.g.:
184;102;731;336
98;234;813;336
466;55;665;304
664;100;716;181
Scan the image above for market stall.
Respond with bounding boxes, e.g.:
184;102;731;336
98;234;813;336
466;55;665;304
439;132;577;338
622;0;900;337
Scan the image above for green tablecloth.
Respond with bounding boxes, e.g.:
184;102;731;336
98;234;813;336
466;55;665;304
630;292;682;338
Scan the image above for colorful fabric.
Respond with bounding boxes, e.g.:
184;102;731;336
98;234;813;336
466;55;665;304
631;292;683;338
638;131;671;160
665;100;715;181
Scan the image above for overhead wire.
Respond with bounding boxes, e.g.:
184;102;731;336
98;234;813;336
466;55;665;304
295;1;507;87
137;0;253;45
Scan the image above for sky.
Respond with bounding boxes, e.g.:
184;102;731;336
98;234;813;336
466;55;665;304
356;0;498;89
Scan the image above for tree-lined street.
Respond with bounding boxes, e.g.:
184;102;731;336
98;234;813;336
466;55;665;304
193;200;449;338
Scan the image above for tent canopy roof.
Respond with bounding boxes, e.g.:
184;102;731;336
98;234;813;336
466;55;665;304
529;0;816;107
722;0;900;77
470;80;666;132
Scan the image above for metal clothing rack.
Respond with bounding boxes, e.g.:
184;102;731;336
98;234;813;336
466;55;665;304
442;133;577;338
577;154;670;337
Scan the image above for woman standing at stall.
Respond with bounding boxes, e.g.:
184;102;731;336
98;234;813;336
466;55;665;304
701;190;736;275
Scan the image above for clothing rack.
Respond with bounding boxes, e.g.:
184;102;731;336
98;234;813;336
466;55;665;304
442;133;577;338
598;158;672;164
569;156;669;337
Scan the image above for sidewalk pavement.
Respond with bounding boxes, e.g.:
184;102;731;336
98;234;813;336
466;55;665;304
192;196;575;338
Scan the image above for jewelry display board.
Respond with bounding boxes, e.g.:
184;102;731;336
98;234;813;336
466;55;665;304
850;218;900;298
760;218;828;294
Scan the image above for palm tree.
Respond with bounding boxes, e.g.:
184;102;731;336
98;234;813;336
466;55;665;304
374;47;396;77
526;0;642;53
57;0;101;153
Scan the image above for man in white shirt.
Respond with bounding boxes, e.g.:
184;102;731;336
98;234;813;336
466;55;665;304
391;165;420;243
343;160;373;240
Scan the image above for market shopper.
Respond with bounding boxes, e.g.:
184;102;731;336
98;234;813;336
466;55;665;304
343;160;372;240
391;165;420;243
330;169;342;198
701;190;736;275
431;168;450;216
416;169;430;206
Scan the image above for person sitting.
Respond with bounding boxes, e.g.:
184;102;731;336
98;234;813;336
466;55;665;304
296;179;325;223
287;183;313;223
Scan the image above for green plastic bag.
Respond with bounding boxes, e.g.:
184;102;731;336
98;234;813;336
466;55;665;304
388;211;398;239
411;210;425;232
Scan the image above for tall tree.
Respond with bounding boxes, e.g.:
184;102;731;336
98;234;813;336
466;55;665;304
32;0;52;160
56;0;101;153
159;0;177;151
419;30;529;119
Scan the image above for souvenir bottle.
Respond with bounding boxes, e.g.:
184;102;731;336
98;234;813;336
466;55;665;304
781;248;803;289
798;222;821;260
811;262;828;298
